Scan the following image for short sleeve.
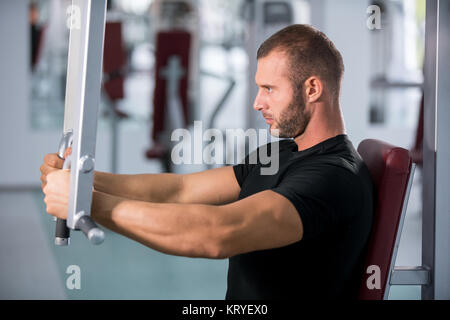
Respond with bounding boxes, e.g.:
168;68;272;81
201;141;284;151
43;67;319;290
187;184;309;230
232;148;259;187
233;142;282;187
271;165;352;241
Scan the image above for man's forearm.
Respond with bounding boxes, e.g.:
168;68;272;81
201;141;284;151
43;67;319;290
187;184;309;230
93;171;183;203
90;190;231;259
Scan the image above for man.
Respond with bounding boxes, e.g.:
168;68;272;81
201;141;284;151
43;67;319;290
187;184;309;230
40;24;373;299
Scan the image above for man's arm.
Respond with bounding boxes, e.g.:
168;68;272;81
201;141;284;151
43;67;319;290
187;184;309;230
41;152;240;205
94;166;241;205
91;189;303;259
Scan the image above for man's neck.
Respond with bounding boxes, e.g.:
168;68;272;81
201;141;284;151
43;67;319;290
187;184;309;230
293;102;346;151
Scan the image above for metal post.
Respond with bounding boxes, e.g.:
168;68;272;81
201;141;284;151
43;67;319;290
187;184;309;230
55;0;107;246
422;0;450;299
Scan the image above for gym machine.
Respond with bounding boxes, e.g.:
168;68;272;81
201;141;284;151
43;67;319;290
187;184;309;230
54;0;107;246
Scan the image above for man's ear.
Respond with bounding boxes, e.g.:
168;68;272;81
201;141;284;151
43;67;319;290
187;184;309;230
303;76;323;103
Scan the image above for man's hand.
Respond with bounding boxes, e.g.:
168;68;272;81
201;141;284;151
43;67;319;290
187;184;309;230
40;148;72;189
42;169;71;220
40;147;72;219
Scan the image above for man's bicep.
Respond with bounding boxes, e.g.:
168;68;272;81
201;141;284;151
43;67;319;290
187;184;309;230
180;166;241;205
222;190;303;257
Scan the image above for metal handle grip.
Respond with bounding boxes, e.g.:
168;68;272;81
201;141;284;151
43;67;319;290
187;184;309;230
76;215;105;245
55;218;70;246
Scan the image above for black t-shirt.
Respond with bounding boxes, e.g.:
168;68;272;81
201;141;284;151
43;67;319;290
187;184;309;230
226;134;374;300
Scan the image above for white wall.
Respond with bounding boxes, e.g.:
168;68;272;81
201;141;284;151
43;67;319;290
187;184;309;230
0;0;43;187
319;0;372;147
312;0;416;150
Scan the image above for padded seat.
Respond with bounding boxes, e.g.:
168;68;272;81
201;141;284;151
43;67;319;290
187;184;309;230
357;139;414;300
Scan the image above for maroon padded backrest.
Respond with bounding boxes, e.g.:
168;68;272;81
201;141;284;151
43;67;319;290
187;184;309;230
357;139;412;300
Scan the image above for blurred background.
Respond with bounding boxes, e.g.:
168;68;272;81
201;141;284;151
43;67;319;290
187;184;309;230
0;0;425;299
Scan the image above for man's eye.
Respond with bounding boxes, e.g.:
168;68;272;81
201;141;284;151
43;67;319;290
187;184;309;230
266;87;272;93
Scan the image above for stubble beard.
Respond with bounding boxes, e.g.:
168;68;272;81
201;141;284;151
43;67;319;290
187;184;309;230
270;90;311;139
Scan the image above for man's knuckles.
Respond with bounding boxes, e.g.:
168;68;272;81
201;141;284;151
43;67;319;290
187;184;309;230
42;184;49;195
44;153;63;168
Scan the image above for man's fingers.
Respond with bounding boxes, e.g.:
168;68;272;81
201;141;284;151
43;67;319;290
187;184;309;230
44;153;64;169
40;163;49;175
43;154;57;166
40;163;59;177
64;147;72;159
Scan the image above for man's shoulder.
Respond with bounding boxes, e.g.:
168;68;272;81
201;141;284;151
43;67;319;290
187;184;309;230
238;139;293;165
283;143;372;189
253;139;294;153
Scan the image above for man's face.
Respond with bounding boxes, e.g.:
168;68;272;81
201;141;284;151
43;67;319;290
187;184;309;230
254;50;310;138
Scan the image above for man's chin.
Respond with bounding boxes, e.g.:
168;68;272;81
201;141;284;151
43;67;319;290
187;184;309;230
269;127;281;138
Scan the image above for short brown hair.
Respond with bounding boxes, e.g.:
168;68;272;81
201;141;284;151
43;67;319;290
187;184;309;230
257;24;345;101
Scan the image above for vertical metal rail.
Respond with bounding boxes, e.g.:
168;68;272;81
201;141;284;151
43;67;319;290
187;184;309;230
55;0;107;246
422;0;450;299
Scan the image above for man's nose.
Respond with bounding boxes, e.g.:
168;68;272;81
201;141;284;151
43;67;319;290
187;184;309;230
253;100;263;111
253;90;265;111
